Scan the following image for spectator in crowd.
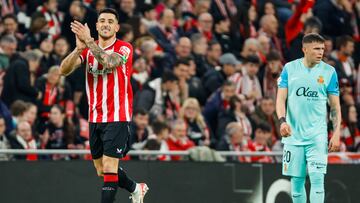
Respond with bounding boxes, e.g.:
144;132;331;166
61;0;98;49
174;37;192;62
117;23;134;42
240;55;262;113
179;98;210;146
314;0;354;38
0;116;11;161
330;35;356;85
38;34;58;76
203;53;238;98
340;104;360;151
173;58;195;103
187;12;214;42
191;33;208;78
234;1;258;42
213;15;232;54
261;51;283;101
9;100;28;131
20;13;48;51
204;40;222;73
134;71;180;122
287;15;322;61
249;122;273;163
36;65;62;123
2;49;42;106
37;0;63;39
217;95;252;141
24;102;37;126
216;122;251;162
8;120;38;161
259;14;284;61
257;34;271;63
0;14;24;41
250;97;280;146
144;121;171;161
129;109;151;150
0;34;18;71
238;38;260;61
91;0;109;12
203;81;236;138
39;105;78;160
53;36;70;62
140;3;157;29
115;0;139;24
167;119;195;161
148;8;178;56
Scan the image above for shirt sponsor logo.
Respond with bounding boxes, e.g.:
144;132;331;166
296;87;319;98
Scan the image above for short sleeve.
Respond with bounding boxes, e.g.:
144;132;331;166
277;65;288;88
327;71;339;96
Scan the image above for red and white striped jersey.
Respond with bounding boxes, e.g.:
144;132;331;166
80;39;133;123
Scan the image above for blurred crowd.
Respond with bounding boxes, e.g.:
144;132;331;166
0;0;360;162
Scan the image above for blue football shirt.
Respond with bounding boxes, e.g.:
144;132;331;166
278;58;339;145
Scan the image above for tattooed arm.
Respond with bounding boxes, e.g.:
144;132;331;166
84;37;125;69
328;94;341;152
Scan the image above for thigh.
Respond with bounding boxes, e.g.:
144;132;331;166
282;144;306;177
89;123;103;159
306;141;328;174
102;122;131;159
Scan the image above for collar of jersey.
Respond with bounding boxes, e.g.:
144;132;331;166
98;38;117;50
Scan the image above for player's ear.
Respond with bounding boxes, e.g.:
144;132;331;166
115;23;120;32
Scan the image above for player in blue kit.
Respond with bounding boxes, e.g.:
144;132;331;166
276;33;341;203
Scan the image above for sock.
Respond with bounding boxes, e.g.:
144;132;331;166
118;167;136;193
291;176;307;203
309;172;324;203
101;173;118;203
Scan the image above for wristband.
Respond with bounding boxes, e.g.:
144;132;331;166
279;117;286;125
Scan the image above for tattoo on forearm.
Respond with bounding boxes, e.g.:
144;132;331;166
86;40;108;64
86;40;122;69
107;53;122;68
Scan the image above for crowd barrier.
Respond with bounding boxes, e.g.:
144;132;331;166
0;158;359;202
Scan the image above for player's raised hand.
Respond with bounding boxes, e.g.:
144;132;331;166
70;21;91;42
75;34;86;51
328;131;341;152
280;122;292;137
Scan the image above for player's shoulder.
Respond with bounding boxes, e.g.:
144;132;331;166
320;61;336;73
115;39;133;49
283;58;301;71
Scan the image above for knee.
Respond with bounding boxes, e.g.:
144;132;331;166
309;172;324;188
102;159;118;173
291;176;306;193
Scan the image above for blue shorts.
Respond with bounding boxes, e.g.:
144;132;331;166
282;141;328;177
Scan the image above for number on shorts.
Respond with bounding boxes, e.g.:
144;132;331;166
283;150;291;163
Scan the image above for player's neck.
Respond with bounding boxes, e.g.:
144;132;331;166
98;36;116;49
302;58;317;68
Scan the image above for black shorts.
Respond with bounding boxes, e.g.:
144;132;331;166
89;122;131;159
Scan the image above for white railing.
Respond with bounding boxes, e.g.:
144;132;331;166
0;149;359;157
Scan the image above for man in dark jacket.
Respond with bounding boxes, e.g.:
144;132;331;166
1;49;42;106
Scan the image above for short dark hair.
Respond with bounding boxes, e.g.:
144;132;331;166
98;8;119;22
304;17;322;32
302;33;325;44
152;121;170;135
174;58;190;67
161;71;178;83
243;54;260;64
256;122;272;133
2;14;17;23
134;108;149;116
336;35;354;50
266;50;281;62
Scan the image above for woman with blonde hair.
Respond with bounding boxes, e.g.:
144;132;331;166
179;98;210;146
